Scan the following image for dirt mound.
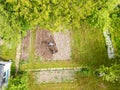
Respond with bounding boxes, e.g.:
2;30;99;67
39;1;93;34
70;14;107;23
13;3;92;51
35;29;58;60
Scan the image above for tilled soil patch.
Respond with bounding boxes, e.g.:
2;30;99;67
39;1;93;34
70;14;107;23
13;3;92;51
21;28;71;60
35;29;58;60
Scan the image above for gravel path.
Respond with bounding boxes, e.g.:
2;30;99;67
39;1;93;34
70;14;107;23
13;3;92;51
53;31;71;60
34;67;81;83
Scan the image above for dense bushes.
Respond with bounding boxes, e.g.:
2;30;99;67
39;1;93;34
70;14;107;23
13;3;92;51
111;5;120;57
6;71;29;90
97;63;120;82
5;62;29;90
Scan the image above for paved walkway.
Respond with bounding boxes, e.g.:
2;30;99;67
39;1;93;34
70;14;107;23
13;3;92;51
31;67;81;83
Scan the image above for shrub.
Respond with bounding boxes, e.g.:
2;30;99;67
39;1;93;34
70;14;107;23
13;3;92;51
6;71;29;90
96;63;120;83
76;68;90;76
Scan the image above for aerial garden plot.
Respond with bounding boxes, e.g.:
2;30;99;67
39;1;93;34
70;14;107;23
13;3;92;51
0;0;120;90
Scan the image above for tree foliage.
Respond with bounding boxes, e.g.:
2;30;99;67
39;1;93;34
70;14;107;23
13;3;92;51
0;0;105;32
110;5;120;57
0;5;19;44
86;0;120;57
0;0;119;41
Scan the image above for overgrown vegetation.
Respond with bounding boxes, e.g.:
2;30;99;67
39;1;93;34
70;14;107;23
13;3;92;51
111;5;120;57
29;82;80;90
0;0;120;90
71;22;119;89
20;60;79;70
0;44;16;60
97;63;120;82
71;23;108;68
6;72;29;90
5;62;29;90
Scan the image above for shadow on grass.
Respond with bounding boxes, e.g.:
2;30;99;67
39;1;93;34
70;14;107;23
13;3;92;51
71;23;109;69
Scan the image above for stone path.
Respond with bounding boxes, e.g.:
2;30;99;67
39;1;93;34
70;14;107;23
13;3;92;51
31;67;81;83
53;31;71;60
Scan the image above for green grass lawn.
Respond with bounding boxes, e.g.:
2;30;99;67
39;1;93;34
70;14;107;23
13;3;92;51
20;60;80;70
70;23;119;90
29;82;80;90
71;23;109;69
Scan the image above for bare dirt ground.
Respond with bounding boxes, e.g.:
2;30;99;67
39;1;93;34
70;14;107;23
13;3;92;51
21;31;31;60
35;29;58;60
21;28;71;60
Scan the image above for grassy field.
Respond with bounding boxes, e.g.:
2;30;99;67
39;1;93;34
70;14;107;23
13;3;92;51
29;83;80;90
70;23;120;90
71;23;109;69
28;71;120;90
21;23;109;69
29;82;120;90
0;22;119;90
20;60;80;70
28;71;80;90
26;23;120;90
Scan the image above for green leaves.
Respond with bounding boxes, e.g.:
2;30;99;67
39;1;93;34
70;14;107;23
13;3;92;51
0;0;93;33
85;0;120;57
110;4;120;57
0;0;119;56
6;0;17;3
7;72;29;90
98;63;120;82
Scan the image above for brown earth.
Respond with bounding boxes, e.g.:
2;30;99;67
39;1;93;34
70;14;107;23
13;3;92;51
35;28;58;60
21;31;31;60
21;28;71;60
21;28;58;60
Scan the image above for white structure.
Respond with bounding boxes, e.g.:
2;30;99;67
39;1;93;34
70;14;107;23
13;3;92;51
103;30;114;59
0;60;12;90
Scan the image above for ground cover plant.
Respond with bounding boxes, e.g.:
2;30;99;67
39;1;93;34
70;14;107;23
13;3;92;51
6;72;29;90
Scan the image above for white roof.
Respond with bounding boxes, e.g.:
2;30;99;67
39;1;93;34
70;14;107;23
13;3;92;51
0;60;12;65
